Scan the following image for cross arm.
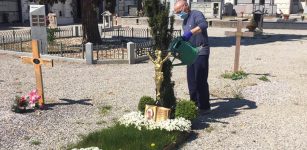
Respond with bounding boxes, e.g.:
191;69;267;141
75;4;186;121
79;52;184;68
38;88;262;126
225;31;254;37
21;56;54;68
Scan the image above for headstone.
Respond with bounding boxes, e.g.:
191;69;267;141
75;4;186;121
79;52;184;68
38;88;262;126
48;13;57;28
30;5;48;54
128;5;138;16
102;11;113;28
304;6;307;14
21;40;53;107
225;20;254;72
224;3;233;16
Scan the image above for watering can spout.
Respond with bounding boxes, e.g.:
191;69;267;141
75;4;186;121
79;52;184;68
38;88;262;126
168;37;199;66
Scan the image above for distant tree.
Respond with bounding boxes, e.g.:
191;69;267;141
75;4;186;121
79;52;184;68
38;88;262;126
105;0;116;14
37;0;102;44
144;0;176;109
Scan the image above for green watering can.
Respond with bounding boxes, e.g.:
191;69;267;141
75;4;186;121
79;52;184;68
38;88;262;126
168;37;199;66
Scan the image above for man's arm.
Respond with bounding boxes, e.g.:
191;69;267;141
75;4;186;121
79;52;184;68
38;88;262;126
192;11;208;34
182;11;208;41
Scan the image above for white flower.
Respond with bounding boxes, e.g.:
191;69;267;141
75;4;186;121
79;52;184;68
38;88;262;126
118;111;191;132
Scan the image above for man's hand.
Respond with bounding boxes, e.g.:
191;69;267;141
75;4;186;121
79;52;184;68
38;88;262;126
182;31;193;41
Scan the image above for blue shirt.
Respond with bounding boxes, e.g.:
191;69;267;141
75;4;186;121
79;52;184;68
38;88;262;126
183;10;210;55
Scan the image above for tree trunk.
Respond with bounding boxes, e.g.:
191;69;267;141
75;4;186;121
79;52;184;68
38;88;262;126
81;0;102;44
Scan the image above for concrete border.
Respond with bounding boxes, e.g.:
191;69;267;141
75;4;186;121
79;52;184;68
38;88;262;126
0;49;86;63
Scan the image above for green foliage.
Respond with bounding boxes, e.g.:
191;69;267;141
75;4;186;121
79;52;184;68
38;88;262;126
233;90;244;99
99;105;112;116
30;140;41;145
258;75;270;82
69;124;182;150
205;126;215;133
175;100;197;121
11;96;27;113
47;28;59;44
138;96;155;114
221;70;248;80
144;0;176;109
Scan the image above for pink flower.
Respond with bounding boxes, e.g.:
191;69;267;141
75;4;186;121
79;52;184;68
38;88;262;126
28;89;41;105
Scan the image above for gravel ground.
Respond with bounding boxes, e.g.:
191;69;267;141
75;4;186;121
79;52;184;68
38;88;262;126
1;27;307;150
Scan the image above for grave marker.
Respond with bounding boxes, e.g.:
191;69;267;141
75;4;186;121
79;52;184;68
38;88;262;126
225;20;254;72
21;40;53;106
30;5;48;54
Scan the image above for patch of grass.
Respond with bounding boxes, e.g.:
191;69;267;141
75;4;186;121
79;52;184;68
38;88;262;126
75;121;85;125
221;70;248;80
69;124;184;150
30;140;41;145
23;136;30;140
124;109;131;113
99;105;112;116
96;120;107;125
231;85;244;100
205;126;214;133
258;75;270;82
233;91;244;99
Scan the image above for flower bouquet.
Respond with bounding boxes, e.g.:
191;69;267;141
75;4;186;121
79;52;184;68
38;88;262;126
11;89;41;113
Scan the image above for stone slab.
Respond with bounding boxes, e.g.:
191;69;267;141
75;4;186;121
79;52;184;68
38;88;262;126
30;5;48;54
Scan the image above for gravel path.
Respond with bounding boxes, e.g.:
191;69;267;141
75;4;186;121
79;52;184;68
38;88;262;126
1;27;307;150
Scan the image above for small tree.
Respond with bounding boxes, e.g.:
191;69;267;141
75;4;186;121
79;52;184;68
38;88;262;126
144;0;176;109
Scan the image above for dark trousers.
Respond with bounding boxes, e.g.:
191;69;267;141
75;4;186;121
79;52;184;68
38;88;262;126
187;55;210;110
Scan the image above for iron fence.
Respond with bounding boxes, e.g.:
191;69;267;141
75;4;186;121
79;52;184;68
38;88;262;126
55;26;74;38
135;40;154;58
93;42;127;60
0;26;181;61
47;43;85;59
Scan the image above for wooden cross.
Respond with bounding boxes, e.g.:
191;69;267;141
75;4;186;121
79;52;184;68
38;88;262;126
225;20;254;72
21;40;53;106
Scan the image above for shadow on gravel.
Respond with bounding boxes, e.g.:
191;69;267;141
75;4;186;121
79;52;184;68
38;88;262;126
44;98;93;110
191;98;257;130
185;98;257;144
209;33;307;47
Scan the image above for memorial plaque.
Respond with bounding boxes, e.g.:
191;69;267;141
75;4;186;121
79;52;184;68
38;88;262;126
144;105;171;122
145;105;157;121
30;5;48;54
155;107;171;122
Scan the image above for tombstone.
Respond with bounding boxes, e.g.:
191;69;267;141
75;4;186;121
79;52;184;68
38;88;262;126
101;11;113;28
304;6;307;14
48;13;57;28
30;5;48;54
128;5;138;16
224;3;234;16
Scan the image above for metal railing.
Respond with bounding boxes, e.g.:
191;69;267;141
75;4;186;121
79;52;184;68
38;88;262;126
47;43;85;59
93;42;127;60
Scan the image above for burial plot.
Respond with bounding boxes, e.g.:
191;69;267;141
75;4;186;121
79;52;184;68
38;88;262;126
21;40;53;106
30;5;48;54
225;20;254;72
